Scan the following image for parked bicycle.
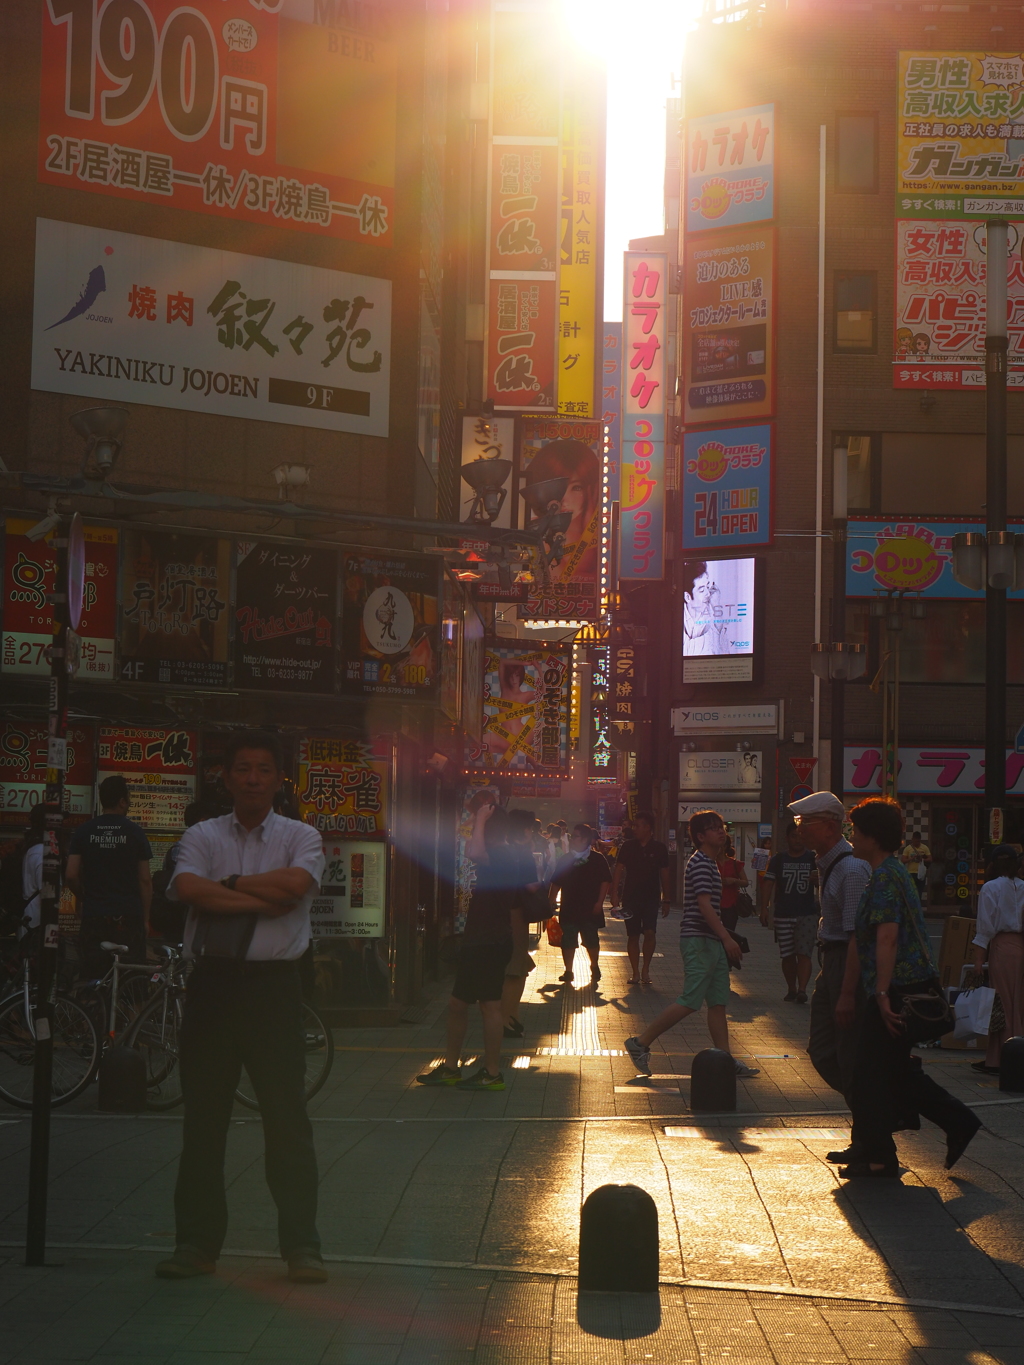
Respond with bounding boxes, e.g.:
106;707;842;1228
0;953;100;1109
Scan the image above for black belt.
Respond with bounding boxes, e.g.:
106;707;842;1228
820;939;849;951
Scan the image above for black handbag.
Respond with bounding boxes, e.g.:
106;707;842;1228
190;910;258;961
894;886;954;1044
735;890;756;919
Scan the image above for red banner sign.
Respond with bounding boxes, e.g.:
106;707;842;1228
38;0;395;245
487;278;556;411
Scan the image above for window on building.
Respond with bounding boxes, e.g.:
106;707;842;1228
836;114;878;193
834;271;876;352
849;602;1024;684
879;432;1024;516
833;433;874;513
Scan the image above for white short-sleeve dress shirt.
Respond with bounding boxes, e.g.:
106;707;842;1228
169;811;325;961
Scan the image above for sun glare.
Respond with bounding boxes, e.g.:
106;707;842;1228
560;0;700;319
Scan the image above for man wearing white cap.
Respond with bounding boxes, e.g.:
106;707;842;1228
788;790;871;1161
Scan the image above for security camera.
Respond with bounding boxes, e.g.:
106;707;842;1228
25;507;61;542
70;407;128;477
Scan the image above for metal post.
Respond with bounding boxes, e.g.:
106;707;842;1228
830;447;848;798
986;220;1008;824
25;524;70;1266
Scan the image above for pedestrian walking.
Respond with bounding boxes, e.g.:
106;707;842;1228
501;809;544;1039
65;775;152;980
716;835;749;933
4;803;58;946
610;811;670;985
970;844;1024;1074
900;830;932;906
156;730;328;1284
760;821;817;1003
624;809;759;1080
838;797;980;1179
549;824;611;986
787;791;871;1163
418;799;514;1092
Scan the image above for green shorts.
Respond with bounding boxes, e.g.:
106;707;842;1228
678;936;731;1011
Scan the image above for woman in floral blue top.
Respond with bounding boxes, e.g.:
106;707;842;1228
836;798;979;1179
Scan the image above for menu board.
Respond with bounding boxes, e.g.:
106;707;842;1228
2;519;119;679
120;531;230;687
297;737;389;837
97;725;197;832
0;720;95;821
234;542;336;693
341;552;440;700
310;839;386;939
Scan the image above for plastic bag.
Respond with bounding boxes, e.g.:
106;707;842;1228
545;916;563;946
954;986;996;1039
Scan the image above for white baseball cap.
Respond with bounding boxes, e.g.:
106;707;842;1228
787;791;846;821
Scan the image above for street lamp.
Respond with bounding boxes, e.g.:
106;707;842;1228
459;452;512;524
810;642;867;682
70;406;128;478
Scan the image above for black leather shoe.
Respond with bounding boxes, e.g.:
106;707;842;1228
838;1162;901;1179
826;1146;862;1164
945;1115;982;1170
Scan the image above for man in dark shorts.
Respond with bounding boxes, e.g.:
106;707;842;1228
418;800;514;1092
549;824;612;986
610;812;670;984
66;774;152;979
761;821;819;1003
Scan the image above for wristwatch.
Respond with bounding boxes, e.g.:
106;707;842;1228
220;874;240;891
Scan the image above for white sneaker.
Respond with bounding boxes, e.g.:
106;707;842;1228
733;1059;760;1079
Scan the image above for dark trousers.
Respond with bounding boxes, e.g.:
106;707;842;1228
77;915;146;981
851;986;976;1165
174;960;320;1259
808;944;863;1101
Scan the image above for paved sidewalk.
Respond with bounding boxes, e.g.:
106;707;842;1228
1;916;1023;1361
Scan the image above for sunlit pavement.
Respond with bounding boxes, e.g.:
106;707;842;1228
2;917;1023;1362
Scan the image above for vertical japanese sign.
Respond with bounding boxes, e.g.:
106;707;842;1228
683;229;774;421
119;531;231;686
32;219;391;436
234;542;336;693
609;628;641;752
39;0;395;244
894;219;1024;389
0;720;95;820
682;424;774;552
439;573;465;724
485;2;559;412
620;252;667;580
586;645;615;781
557;55;605;418
472;645;572;775
686;105;774;233
602;322;622;502
516;417;603;621
897;52;1024;218
298;737;389;837
459;414;516;527
97;725;197;829
2;518;118;679
340;552;440;700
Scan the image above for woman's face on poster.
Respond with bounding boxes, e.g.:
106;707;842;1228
560;472;589;520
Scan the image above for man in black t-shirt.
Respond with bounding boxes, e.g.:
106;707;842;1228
550;824;612;986
67;774;153;979
611;812;670;985
760;821;818;1003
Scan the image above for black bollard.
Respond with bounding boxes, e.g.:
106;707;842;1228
97;1044;147;1113
1000;1036;1024;1093
579;1184;659;1292
690;1047;736;1113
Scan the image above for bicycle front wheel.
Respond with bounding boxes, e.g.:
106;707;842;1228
0;994;100;1110
124;989;185;1110
234;1004;334;1111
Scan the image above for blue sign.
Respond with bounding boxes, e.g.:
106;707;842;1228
846;518;1024;599
681;423;773;553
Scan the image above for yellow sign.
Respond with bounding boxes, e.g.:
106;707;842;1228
558;56;605;417
898;51;1024;216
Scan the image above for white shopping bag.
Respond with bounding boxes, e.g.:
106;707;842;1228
954;987;996;1039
